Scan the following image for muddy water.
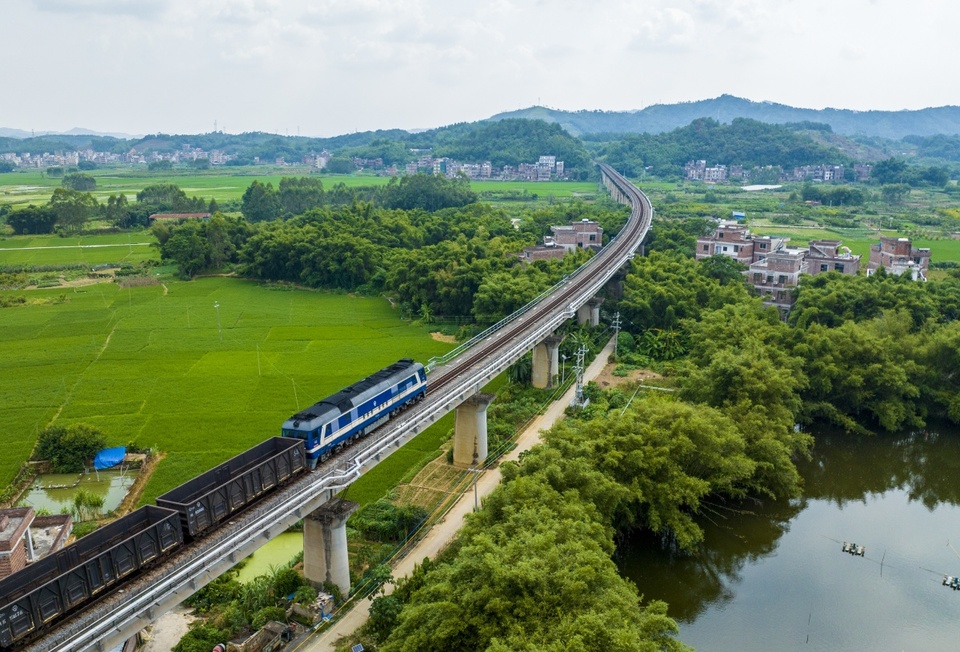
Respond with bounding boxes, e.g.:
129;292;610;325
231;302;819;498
20;469;135;516
235;531;304;583
617;423;960;651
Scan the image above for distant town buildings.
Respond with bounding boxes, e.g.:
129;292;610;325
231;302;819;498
684;160;872;184
0;146;570;182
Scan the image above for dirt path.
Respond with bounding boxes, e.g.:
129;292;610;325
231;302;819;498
299;336;619;651
140;605;195;652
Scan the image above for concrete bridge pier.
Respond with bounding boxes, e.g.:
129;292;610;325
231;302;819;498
532;333;563;388
303;497;360;596
609;266;629;300
577;297;604;327
453;392;496;467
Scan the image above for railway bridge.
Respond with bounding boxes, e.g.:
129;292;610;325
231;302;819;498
24;164;653;652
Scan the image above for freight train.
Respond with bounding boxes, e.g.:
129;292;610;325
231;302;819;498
0;360;426;650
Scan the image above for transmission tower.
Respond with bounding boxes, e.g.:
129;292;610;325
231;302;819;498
572;343;589;408
612;311;622;358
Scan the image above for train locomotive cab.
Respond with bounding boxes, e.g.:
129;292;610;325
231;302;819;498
282;359;427;468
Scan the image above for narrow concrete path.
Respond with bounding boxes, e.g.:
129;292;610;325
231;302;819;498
298;336;617;651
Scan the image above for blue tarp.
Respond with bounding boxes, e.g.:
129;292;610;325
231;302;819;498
94;447;126;470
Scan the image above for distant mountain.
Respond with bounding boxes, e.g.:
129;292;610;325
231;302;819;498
489;95;960;140
0;127;139;139
0;128;36;138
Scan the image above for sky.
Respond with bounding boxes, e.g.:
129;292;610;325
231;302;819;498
3;0;958;138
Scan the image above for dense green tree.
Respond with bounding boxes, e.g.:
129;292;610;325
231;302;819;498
381;173;477;212
6;204;58;234
34;423;108;473
136;183;206;213
61;172;96;191
48;187;99;232
159;215;249;278
597;117;849;178
678;303;810;497
104;193;130;226
917;321;960;423
619;251;750;331
241;180;281;222
789;271;939;330
881;183;911;204
697;254;747;286
172;623;230;652
383;473;686;652
278;176;324;216
793;312;923;433
325;157;354;174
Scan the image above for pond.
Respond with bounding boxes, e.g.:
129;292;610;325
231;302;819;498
235;531;304;584
617;423;960;651
19;469;135;517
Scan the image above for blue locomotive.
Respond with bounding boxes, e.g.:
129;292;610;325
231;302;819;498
282;359;427;467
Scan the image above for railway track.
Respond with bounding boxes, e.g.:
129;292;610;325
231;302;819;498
24;164;652;652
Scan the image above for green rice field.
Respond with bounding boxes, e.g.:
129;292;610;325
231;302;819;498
0;275;454;504
0;232;159;266
0;168;600;209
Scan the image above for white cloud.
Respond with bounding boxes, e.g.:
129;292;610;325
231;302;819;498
3;0;959;134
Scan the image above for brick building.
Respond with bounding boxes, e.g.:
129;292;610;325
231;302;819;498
0;507;73;580
806;239;861;276
868;236;931;281
749;249;809;312
550;219;603;252
695;223;786;265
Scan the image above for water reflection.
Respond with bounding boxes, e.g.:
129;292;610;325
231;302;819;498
617;495;802;622
801;422;960;508
618;421;960;651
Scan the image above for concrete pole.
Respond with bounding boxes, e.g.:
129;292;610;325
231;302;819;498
531;334;563;388
453;393;496;468
303;498;360;597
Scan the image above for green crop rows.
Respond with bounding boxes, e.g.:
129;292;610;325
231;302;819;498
0;276;453;504
0;168;598;209
0;233;159;267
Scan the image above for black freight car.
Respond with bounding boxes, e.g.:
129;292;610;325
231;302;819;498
0;505;183;649
156;437;306;538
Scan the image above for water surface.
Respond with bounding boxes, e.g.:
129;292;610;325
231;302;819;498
618;425;960;651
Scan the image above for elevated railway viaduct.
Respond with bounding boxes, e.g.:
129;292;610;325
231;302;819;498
23;164;653;652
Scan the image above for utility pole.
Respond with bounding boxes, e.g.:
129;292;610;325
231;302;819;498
214;301;222;342
612;311;622;359
572;344;588;408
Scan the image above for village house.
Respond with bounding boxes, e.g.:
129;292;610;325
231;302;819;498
695;222;786;266
806;239;861;276
520;218;604;264
749;249;808;313
697;222;865;312
868;236;931;281
0;507;72;580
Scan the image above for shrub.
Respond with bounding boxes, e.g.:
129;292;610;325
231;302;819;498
250;606;287;630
